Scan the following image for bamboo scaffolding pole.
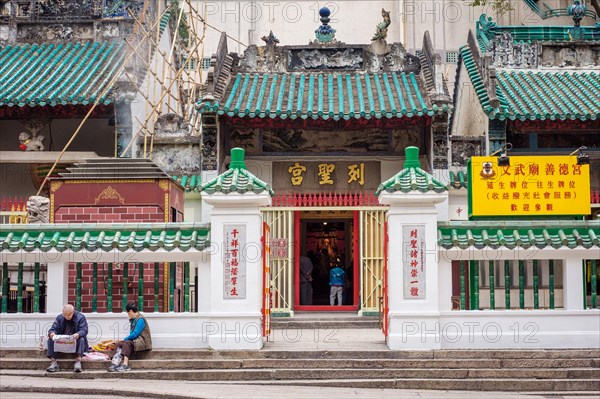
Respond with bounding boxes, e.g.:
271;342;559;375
36;4;175;195
119;33;206;158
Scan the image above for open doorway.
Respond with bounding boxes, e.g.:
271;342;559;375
294;211;359;311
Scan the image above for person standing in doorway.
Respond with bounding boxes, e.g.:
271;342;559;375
329;263;346;306
300;254;314;305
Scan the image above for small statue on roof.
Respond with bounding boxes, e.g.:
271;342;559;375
372;8;391;41
261;31;280;46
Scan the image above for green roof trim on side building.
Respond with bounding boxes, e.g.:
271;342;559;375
476;14;600;52
172;175;202;192
438;221;600;250
0;41;125;108
459;45;600;121
376;146;448;196
0;223;210;253
199;148;274;195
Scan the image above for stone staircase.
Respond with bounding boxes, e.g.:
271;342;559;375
271;312;380;329
1;348;599;392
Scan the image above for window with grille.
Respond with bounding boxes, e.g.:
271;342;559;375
445;51;459;64
202;58;212;69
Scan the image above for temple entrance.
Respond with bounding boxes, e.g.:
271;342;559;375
294;210;359;311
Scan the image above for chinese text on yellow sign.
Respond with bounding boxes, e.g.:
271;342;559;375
470;156;590;217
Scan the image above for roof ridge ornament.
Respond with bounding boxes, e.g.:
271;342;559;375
567;0;586;40
372;8;391;41
261;31;280;46
314;7;336;43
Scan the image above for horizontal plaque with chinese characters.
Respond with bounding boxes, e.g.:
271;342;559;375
403;225;425;300
272;161;380;193
469;155;590;217
223;225;246;299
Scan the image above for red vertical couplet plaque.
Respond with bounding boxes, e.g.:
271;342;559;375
403;225;425;299
224;225;247;299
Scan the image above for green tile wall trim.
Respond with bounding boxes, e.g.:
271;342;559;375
0;41;125;108
200;148;274;195
376;146;448;195
172;175;202;192
449;171;468;189
438;221;600;250
0;223;210;253
198;71;450;120
460;45;600;121
476;14;600;52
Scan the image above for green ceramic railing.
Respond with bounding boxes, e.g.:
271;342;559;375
504;260;510;309
455;260;578;311
122;262;128;311
489;261;495;310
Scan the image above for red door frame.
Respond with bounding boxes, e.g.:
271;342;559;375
294;210;360;311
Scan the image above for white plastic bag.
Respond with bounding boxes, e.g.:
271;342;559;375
111;347;122;366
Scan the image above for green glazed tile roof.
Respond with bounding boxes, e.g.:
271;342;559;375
198;72;449;120
172;175;202;192
0;223;210;253
0;41;125;107
459;45;600;121
449;171;468;190
200;148;274;195
438;221;600;250
376;146;448;196
476;14;600;52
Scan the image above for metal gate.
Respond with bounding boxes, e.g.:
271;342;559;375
261;209;294;316
261;222;271;338
359;209;387;315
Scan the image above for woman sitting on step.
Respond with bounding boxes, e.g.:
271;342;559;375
108;302;152;372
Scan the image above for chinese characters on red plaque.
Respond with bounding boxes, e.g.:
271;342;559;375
223;225;246;299
403;225;425;299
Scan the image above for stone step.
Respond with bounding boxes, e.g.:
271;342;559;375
213;378;600;392
3;348;599;360
271;319;380;329
2;357;599;370
2;369;599;391
3;367;599;380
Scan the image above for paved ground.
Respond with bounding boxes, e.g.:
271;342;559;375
1;375;599;399
264;328;387;350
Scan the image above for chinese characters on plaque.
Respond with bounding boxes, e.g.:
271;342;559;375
274;161;380;192
470;155;590;217
269;238;288;259
223;225;246;299
403;225;425;299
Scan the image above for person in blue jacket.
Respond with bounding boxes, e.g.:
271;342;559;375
46;304;88;373
329;263;346;306
108;302;152;372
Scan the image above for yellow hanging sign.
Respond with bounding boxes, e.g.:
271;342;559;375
469;155;591;217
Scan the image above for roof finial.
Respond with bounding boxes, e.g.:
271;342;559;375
567;0;586;40
229;148;246;170
315;7;336;43
403;146;421;169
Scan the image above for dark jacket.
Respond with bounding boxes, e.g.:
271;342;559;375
48;311;89;349
128;313;152;352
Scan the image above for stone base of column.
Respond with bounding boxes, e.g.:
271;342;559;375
386;313;442;350
204;315;264;350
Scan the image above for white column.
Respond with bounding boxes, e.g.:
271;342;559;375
380;192;447;350
46;262;68;314
563;257;585;310
202;193;271;350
